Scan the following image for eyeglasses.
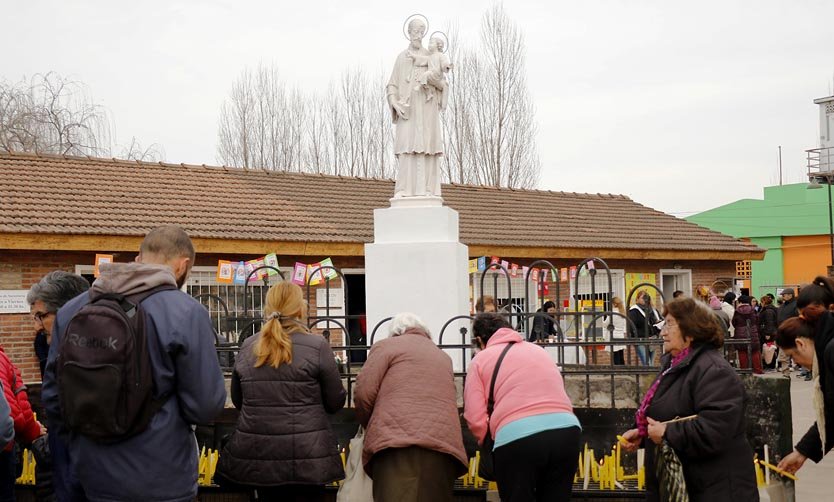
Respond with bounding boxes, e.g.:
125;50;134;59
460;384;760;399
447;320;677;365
660;320;678;332
32;311;53;323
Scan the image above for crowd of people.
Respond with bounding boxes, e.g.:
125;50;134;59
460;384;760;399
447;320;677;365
0;225;831;501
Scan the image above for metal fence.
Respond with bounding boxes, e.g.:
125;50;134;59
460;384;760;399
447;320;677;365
194;257;757;409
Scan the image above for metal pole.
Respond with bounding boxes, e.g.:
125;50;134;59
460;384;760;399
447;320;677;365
778;145;783;186
828;176;834;270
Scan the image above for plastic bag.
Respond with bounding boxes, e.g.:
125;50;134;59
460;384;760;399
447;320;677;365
336;426;374;502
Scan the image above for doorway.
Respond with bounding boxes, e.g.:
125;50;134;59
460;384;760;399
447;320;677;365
659;269;692;301
345;273;367;364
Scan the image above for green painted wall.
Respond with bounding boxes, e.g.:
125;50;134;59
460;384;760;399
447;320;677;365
687;183;828;294
687;183;829;238
749;236;783;296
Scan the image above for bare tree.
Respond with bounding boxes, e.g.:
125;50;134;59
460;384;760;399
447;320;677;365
0;72;110;155
216;65;394;177
120;137;165;162
0;72;165;161
442;4;541;188
216;4;539;188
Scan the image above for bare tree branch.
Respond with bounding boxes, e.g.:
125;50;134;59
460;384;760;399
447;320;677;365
216;4;538;188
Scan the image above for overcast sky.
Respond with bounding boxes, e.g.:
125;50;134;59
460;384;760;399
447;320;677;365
4;0;833;216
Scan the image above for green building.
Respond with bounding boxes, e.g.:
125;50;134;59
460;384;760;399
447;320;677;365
687;183;831;296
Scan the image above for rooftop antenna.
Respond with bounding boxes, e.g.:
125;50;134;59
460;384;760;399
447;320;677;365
778;145;782;186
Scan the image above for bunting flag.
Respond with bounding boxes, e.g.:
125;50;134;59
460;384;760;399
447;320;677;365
477;256;487;272
211;254;349;286
250;258;267;281
531;267;540;282
561;268;568;281
319;258;339;280
510;263;520;278
94;254;113;277
216;260;234;284
500;260;509;275
468;259;478;274
292;262;307;285
264;253;280;276
587;260;596;270
233;262;247;285
522;266;530;279
570;266;578;279
307;262;323;286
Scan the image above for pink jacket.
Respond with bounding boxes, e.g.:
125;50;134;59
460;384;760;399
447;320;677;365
464;328;574;444
354;329;468;474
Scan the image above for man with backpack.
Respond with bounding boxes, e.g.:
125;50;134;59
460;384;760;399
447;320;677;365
41;226;227;502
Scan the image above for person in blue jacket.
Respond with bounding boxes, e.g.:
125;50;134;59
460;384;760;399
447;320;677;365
42;226;227;502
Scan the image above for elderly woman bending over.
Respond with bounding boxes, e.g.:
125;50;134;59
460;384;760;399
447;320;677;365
354;313;468;502
619;298;757;501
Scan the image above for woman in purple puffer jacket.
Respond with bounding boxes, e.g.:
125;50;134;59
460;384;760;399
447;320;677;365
732;295;763;374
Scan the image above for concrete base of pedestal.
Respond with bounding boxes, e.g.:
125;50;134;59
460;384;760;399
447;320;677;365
365;204;470;370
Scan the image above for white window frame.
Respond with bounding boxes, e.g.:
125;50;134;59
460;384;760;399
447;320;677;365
658;269;693;301
471;269;539;312
568;268;626;308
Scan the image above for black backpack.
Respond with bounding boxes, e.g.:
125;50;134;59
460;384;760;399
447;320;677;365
57;285;175;443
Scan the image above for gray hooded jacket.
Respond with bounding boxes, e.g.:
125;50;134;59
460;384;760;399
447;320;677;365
42;262;227;502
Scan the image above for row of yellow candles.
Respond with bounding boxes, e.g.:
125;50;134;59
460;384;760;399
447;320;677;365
15;434;796;490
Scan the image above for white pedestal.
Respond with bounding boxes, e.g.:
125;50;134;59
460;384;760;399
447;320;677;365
365;205;471;370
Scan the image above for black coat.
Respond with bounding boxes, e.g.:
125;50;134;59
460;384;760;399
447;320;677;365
217;331;347;486
759;305;778;341
530;311;557;342
795;311;834;462
628;305;661;338
777;298;799;325
642;345;758;502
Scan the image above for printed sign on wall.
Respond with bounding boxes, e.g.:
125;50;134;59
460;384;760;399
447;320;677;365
94;254;114;277
0;290;30;314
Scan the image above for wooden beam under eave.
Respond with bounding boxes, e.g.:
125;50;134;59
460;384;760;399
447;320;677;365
0;233;366;257
465;245;766;261
0;233;765;261
0;233;144;252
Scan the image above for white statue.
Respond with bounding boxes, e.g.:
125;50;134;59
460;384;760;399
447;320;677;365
387;18;451;199
413;36;453;110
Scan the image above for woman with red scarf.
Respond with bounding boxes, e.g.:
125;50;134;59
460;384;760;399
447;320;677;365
619;298;758;501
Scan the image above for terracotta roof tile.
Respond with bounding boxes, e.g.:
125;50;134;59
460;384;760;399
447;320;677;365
0;152;759;253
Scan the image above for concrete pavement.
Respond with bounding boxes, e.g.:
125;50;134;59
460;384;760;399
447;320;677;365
789;374;834;500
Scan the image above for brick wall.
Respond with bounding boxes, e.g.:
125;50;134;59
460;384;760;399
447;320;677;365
2;248;736;381
0;251;87;382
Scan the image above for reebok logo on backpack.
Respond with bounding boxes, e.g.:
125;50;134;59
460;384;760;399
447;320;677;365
57;285;175;443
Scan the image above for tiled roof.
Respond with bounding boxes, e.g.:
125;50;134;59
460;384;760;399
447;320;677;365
0;152;760;254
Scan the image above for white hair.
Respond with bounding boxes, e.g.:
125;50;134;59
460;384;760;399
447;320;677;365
389;312;430;337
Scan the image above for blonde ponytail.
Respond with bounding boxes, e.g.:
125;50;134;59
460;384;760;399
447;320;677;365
254;282;306;368
255;317;294;368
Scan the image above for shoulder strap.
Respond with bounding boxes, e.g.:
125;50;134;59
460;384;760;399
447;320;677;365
126;283;179;305
486;342;516;421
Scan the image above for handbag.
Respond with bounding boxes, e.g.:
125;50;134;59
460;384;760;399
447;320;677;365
656;440;689;502
477;341;516;481
336;426;374;502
